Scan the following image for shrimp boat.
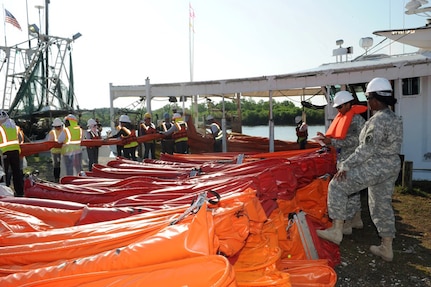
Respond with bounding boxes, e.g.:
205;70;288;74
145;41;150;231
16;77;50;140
0;5;81;140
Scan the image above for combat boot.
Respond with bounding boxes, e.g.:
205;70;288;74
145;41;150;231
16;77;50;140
53;167;60;183
316;219;344;245
343;211;363;235
370;237;393;262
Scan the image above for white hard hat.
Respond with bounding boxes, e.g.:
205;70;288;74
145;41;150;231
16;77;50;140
333;91;354;108
172;113;181;120
206;115;214;121
119;114;131;123
87;118;97;127
0;110;9;120
64;114;77;122
295;116;302;124
52;117;63;127
365;77;392;96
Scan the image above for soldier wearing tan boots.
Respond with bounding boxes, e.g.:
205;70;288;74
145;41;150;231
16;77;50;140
317;91;367;236
317;78;403;262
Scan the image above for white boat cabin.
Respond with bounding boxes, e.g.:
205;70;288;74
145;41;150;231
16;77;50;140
110;24;431;181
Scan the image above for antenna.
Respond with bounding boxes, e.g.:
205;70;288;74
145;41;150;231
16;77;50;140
405;0;431;16
34;5;44;33
359;37;373;55
333;39;353;63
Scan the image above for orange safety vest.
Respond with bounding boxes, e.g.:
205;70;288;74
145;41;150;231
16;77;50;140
325;105;368;139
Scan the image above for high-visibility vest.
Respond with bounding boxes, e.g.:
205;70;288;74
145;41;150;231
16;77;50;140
140;122;157;134
121;127;138;149
0;124;21;153
172;120;188;143
210;122;223;141
87;130;101;140
61;126;82;155
160;121;173;140
49;128;63;154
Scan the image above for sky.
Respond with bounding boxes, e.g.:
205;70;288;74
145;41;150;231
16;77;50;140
1;0;429;110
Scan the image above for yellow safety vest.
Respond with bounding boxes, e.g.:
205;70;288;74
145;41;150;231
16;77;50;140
121;127;138;149
61;125;82;155
172;120;188;143
49;128;63;154
0;124;21;153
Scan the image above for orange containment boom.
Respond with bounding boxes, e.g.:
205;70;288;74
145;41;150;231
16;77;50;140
19;134;163;157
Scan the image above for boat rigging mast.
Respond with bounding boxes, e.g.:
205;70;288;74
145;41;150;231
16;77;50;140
0;1;81;140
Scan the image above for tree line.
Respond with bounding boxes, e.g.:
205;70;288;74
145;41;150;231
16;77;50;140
77;98;325;127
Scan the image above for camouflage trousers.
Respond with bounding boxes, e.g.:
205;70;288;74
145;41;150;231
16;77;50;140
345;191;361;220
328;156;400;238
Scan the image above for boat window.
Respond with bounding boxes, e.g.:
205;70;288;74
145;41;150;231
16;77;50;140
402;77;420;96
328;84;368;104
348;84;367;103
328;85;341;101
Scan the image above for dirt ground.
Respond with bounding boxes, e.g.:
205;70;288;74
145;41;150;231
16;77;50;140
24;154;431;287
335;187;431;287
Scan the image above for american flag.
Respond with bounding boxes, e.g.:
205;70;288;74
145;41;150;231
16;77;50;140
5;9;22;30
189;3;195;33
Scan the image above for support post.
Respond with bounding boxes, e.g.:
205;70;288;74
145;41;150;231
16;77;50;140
269;90;274;152
402;161;413;190
145;77;151;113
109;83;115;130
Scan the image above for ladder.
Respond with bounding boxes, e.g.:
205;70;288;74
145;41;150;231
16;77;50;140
1;43;46;111
47;39;70;100
1;47;16;110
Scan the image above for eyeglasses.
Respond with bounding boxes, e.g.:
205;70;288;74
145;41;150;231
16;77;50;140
366;95;374;100
336;104;344;109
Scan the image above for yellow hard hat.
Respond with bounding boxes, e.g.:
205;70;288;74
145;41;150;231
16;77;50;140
144;112;151;119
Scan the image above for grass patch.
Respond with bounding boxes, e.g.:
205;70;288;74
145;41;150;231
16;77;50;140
395;180;431;197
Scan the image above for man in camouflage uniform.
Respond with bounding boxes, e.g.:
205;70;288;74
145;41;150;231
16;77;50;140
317;78;403;262
317;91;367;235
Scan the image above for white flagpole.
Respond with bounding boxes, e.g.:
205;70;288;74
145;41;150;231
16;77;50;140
189;3;198;126
25;0;31;48
2;4;7;46
189;3;194;82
